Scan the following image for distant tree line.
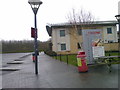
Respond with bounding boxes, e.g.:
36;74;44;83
1;40;53;53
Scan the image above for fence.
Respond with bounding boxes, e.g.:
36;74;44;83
51;51;119;66
52;54;77;66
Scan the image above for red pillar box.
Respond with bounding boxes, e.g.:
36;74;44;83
77;51;88;72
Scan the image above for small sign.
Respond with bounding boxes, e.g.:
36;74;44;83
31;27;35;38
93;46;105;57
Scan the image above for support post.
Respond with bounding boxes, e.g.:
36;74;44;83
34;13;38;75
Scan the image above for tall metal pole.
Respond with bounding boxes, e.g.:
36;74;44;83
28;0;42;75
34;13;38;75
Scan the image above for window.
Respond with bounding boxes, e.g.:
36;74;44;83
107;28;112;34
60;30;65;37
77;43;81;49
61;44;66;50
108;40;113;43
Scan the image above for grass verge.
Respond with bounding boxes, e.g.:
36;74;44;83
52;52;120;66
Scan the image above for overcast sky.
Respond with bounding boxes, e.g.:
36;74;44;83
0;0;119;41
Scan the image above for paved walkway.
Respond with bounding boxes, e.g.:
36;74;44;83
2;52;119;88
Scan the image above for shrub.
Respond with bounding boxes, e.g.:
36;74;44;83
44;50;57;56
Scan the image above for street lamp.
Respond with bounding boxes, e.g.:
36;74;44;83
115;15;120;56
28;0;42;75
115;15;120;41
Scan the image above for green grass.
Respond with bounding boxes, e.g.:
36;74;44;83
53;54;77;66
52;52;120;66
105;52;119;56
105;52;119;61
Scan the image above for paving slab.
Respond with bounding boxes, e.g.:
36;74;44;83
7;61;24;64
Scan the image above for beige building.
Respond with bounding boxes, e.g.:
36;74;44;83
46;21;119;54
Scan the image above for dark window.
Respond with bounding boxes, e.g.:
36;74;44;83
77;43;81;49
108;40;113;43
60;30;65;37
107;28;112;34
118;39;120;42
61;44;66;50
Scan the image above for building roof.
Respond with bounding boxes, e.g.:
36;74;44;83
46;20;118;36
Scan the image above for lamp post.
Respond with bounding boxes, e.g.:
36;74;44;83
28;0;42;75
115;15;120;56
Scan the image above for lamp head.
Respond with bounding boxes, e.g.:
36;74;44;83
28;0;42;5
115;15;120;22
28;0;42;14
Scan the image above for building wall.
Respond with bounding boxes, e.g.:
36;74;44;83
52;28;70;54
103;26;118;43
104;43;119;51
52;25;118;54
69;28;79;54
52;29;57;52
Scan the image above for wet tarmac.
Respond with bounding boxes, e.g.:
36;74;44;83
1;53;119;88
2;53;31;67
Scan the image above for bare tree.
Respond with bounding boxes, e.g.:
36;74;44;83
67;8;95;25
66;8;95;49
